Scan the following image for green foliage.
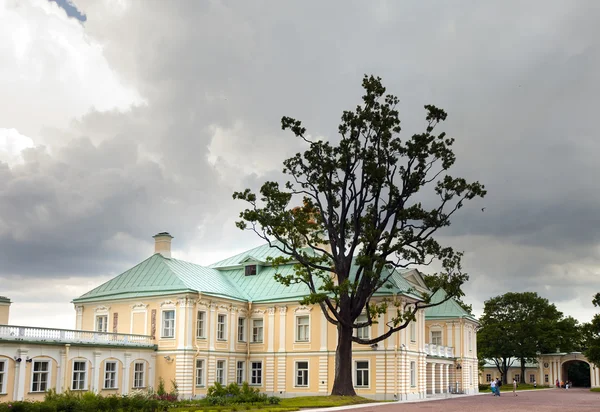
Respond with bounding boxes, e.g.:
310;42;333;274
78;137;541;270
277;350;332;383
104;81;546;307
278;396;371;408
477;292;580;383
204;382;276;406
583;292;600;367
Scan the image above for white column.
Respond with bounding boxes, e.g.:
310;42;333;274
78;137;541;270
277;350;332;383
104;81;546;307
75;305;84;329
438;363;443;394
92;351;101;393
123;353;131;394
266;307;276;393
230;306;237;352
149;354;157;389
277;306;288;394
15;350;27;401
454;323;461;356
279;306;287;352
209;302;217;351
431;363;436;394
57;349;66;393
446;323;453;349
177;297;193;350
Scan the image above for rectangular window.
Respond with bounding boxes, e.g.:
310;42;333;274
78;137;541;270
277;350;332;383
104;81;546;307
245;265;257;276
545;374;549;383
96;315;108;333
0;360;6;394
195;359;205;387
162;310;175;338
296;316;310;342
431;330;442;345
72;361;86;390
410;322;416;342
216;360;225;384
133;362;145;388
104;361;117;389
236;361;245;385
355;361;369;387
251;361;262;385
238;318;246;342
296;361;309;387
196;311;206;338
217;314;227;340
514;374;520;383
356;314;370;339
252;319;263;343
32;361;49;392
529;374;535;383
410;361;416;387
486;373;491;382
468;331;472;352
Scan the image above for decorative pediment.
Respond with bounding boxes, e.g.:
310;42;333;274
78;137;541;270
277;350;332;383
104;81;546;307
253;309;266;315
160;300;177;308
429;323;442;329
218;304;230;311
294;305;312;314
238;308;248;316
95;305;110;313
130;303;148;311
197;299;210;309
279;306;288;314
238;255;265;265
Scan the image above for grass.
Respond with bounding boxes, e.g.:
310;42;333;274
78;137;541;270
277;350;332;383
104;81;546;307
590;387;600;392
280;395;373;408
479;383;549;392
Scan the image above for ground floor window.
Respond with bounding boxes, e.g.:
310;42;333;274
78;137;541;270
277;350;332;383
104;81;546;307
529;374;535;383
355;361;369;388
251;361;262;385
104;361;117;389
72;361;87;390
196;359;205;387
236;361;245;385
410;361;416;387
0;360;6;394
133;362;145;388
32;361;49;392
216;360;226;384
486;374;491;382
545;374;549;383
296;361;309;387
514;374;520;383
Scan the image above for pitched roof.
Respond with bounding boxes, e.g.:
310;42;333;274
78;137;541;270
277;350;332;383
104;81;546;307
209;241;317;269
424;289;477;322
73;254;248;303
0;296;10;304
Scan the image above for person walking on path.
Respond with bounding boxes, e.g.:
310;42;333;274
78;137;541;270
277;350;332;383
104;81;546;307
513;378;518;396
491;379;497;396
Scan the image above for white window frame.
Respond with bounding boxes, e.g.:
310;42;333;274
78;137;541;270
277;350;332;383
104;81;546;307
161;310;176;338
0;359;7;394
356;314;370;340
195;359;205;387
486;373;491;382
238;317;246;342
251;318;264;343
72;360;87;390
431;330;442;346
354;360;369;388
217;314;227;341
410;361;416;387
95;315;108;333
236;361;245;385
103;361;118;389
31;359;51;393
295;360;309;387
295;315;310;342
196;311;206;338
133;362;145;388
216;360;226;384
410;321;416;342
250;361;262;385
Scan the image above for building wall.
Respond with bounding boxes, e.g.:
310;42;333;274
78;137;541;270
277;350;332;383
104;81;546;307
0;301;10;325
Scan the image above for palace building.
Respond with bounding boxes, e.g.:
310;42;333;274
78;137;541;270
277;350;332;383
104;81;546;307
0;233;479;402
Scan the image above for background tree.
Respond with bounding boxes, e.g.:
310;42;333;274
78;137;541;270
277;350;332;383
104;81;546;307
234;75;486;396
583;293;600;367
477;292;579;384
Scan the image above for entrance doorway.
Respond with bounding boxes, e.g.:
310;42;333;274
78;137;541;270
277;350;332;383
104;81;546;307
562;360;591;387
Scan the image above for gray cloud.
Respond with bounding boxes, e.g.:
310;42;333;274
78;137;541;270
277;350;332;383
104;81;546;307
2;0;600;326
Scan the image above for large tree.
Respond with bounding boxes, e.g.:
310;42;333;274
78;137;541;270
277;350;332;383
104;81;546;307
234;75;486;395
478;292;579;384
583;293;600;367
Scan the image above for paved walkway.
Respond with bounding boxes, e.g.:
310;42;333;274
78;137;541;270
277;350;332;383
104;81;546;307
303;388;600;412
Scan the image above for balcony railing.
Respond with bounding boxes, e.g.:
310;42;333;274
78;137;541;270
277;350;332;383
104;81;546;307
0;324;155;348
424;343;454;358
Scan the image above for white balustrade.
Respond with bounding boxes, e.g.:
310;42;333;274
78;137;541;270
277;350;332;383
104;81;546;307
0;324;154;347
424;343;455;358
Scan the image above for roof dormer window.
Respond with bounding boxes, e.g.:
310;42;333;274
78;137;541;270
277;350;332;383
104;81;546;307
245;265;257;276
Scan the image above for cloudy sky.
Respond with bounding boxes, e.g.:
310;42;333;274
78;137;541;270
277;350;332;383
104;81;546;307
1;0;599;329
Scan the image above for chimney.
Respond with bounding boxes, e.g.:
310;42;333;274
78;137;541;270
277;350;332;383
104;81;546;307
153;232;173;258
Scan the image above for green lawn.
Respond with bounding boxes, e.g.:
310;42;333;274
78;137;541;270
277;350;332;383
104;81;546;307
168;396;375;412
479;383;549;393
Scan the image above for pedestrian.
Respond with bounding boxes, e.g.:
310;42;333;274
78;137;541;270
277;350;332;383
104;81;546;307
496;378;502;396
491;378;497;396
556;378;559;388
513;378;518;396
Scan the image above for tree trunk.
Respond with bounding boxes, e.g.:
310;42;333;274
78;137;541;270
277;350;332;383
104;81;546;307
520;358;526;386
331;323;357;396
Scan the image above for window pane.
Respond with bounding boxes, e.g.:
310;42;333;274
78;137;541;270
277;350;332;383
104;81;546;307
197;311;205;337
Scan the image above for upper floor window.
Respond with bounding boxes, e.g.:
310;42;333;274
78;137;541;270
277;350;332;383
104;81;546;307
133;362;145;388
245;265;257;276
356;314;369;339
410;321;416;342
0;360;6;394
31;360;49;392
431;330;442;345
252;319;263;343
296;316;310;342
72;361;87;390
162;310;175;338
217;314;227;340
96;315;108;333
238;317;246;342
196;311;206;338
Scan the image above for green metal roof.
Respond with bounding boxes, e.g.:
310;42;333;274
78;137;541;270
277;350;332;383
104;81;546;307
0;296;10;304
209;241;319;268
424;289;477;321
73;254;248;303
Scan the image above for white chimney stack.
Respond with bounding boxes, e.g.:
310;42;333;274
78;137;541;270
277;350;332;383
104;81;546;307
153;232;173;258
